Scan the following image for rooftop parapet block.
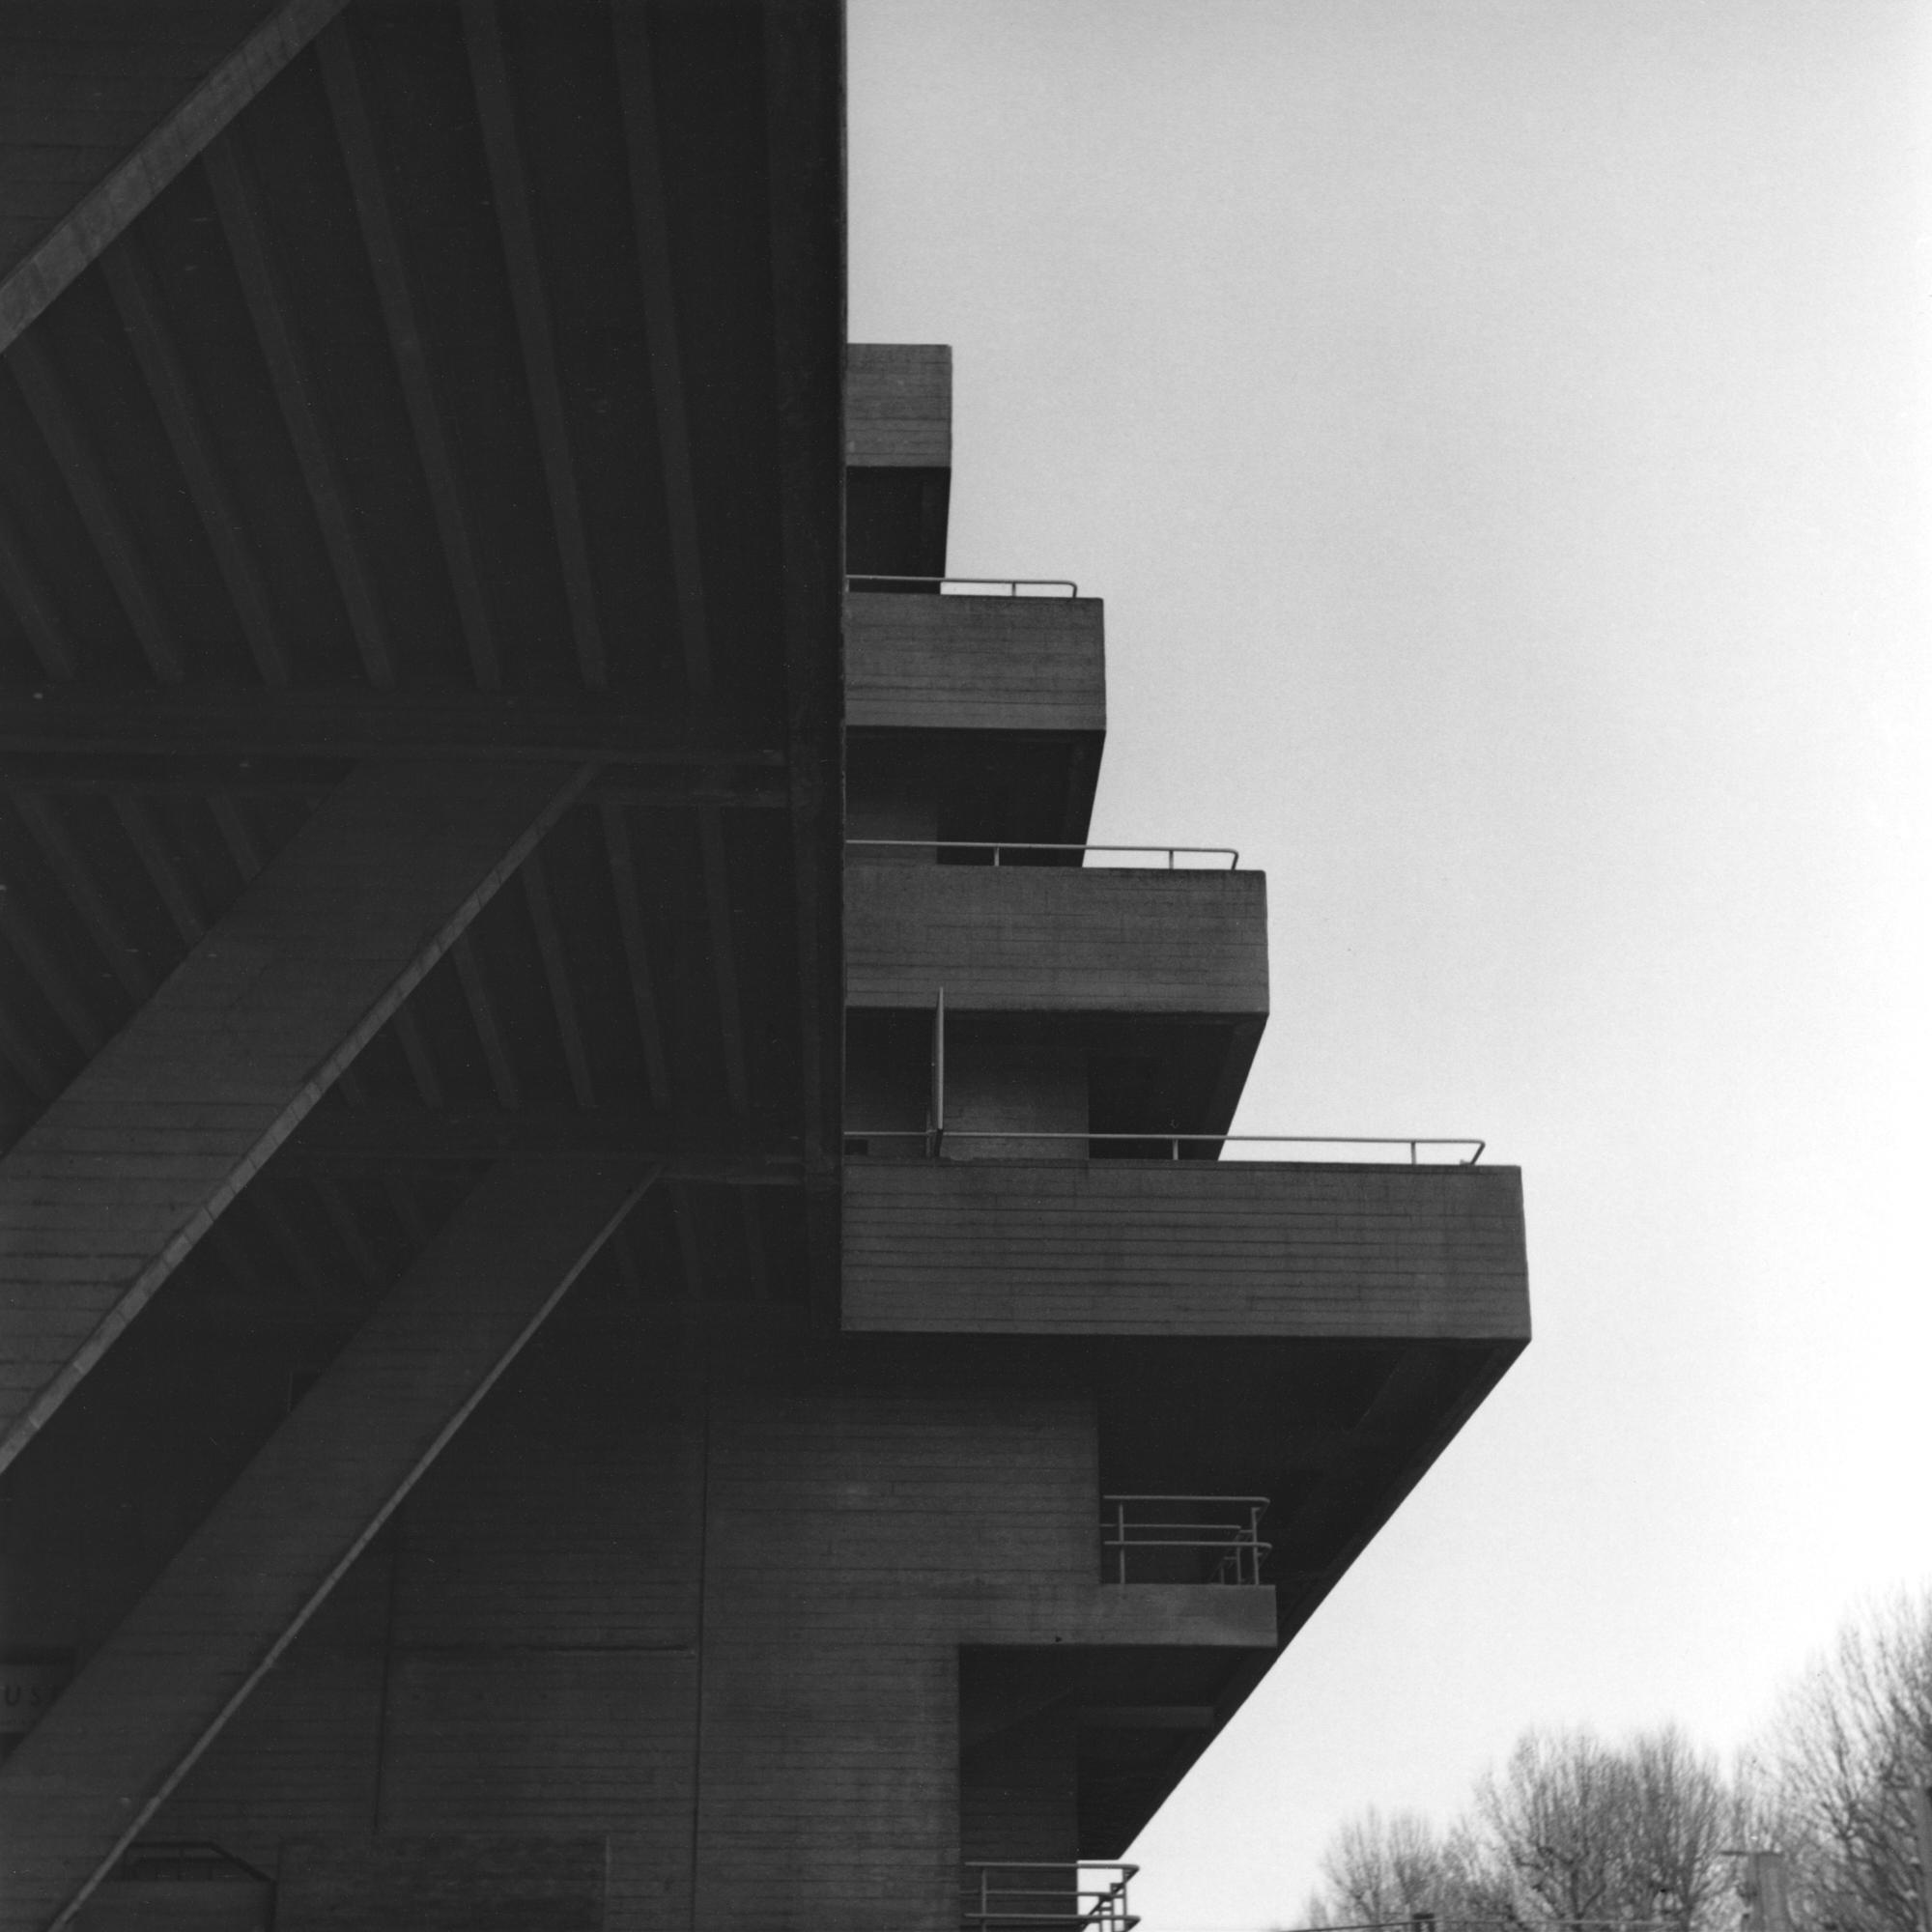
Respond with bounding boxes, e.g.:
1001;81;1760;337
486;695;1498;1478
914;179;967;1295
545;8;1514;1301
847;345;953;582
842;1159;1529;1341
847;593;1105;735
846;343;952;467
845;866;1268;1016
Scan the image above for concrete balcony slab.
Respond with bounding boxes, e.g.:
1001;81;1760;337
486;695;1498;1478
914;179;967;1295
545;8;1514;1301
847;344;952;467
842;1159;1528;1341
847;592;1104;736
845;866;1267;1017
955;1583;1276;1651
847;346;952;582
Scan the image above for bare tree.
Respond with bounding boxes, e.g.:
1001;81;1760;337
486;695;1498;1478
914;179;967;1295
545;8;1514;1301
1479;1727;1636;1926
1316;1807;1450;1923
1296;1588;1932;1932
1752;1588;1932;1932
1303;1727;1734;1932
1438;1821;1527;1925
1623;1727;1731;1932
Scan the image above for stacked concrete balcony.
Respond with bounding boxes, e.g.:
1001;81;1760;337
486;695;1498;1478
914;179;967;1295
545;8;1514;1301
843;345;1530;1882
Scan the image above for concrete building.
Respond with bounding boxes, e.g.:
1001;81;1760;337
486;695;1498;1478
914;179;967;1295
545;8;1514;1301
0;6;1528;1929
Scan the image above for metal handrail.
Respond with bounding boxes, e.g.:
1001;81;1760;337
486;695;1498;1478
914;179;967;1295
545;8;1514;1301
843;1130;1487;1166
1102;1495;1269;1587
847;838;1240;870
962;1862;1138;1931
849;574;1079;596
1104;1493;1271;1505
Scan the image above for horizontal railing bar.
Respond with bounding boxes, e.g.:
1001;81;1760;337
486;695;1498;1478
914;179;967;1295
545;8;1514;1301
1102;1530;1274;1542
962;1912;1139;1924
1101;1494;1269;1505
963;1911;1134;1918
1104;1519;1269;1528
1102;1516;1269;1526
845;1129;1486;1164
847;574;1079;595
963;1893;1132;1902
963;1864;1139;1875
850;1131;1471;1145
1103;1532;1270;1543
1103;1543;1275;1558
847;838;1238;868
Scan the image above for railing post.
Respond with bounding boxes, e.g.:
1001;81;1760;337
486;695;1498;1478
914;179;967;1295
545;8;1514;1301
1117;1498;1127;1584
928;986;946;1159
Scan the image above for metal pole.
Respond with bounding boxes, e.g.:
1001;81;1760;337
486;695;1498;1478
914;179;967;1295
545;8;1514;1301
931;986;946;1157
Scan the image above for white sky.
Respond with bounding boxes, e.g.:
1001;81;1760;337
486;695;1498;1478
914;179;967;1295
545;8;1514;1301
847;4;1932;1927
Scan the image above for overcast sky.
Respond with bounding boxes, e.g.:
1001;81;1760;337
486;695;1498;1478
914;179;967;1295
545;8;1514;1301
848;5;1932;1927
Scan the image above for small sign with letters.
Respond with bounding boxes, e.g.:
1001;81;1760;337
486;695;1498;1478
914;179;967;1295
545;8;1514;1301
0;1649;74;1756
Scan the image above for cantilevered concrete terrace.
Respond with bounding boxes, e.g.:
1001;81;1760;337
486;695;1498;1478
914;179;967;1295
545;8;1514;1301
843;1157;1527;1340
844;861;1268;1150
846;589;1106;852
846;864;1266;1014
846;591;1104;738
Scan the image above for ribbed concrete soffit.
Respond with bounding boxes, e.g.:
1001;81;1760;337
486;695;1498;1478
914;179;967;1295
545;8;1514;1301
0;1156;656;1932
0;0;352;354
0;759;594;1476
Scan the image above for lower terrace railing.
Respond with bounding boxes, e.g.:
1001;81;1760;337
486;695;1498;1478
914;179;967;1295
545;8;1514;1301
847;839;1239;869
962;1863;1139;1930
843;1130;1488;1166
1102;1495;1270;1586
849;575;1079;596
848;991;1486;1166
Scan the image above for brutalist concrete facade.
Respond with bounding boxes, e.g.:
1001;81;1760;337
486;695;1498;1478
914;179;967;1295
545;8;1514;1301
0;13;1524;1929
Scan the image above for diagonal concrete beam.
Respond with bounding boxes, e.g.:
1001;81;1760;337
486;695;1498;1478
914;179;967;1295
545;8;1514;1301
0;0;352;355
0;1156;654;1932
0;759;593;1475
